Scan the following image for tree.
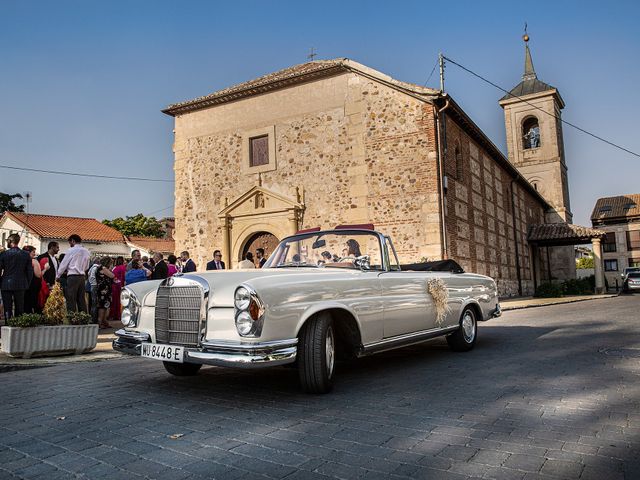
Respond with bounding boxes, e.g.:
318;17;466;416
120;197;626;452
576;254;594;270
0;192;25;213
103;213;164;238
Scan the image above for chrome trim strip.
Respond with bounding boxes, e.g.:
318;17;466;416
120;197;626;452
201;338;298;352
112;339;142;356
359;325;459;356
186;346;297;369
115;329;151;342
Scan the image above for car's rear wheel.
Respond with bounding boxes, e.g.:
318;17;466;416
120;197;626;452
447;306;477;352
163;361;202;376
298;312;335;394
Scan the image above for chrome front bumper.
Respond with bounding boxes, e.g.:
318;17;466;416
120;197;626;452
113;329;297;369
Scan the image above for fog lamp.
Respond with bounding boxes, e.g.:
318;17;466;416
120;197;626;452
121;309;133;327
235;311;254;336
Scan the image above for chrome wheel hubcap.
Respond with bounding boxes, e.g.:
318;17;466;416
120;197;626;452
462;311;476;343
326;326;335;378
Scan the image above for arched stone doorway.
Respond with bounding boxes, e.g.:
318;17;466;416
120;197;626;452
218;185;304;268
241;231;279;261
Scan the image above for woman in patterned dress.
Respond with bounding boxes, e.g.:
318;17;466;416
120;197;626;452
95;257;115;329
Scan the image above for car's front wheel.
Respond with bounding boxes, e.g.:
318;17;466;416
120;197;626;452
447;306;477;352
298;313;335;394
163;361;202;376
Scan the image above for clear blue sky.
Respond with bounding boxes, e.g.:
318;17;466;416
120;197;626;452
1;0;638;227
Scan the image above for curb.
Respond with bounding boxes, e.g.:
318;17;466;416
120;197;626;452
502;294;619;311
0;328;122;371
0;344;127;372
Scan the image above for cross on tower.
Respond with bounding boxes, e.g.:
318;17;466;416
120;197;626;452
307;48;317;61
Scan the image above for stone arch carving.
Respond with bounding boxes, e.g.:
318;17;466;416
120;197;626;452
218;186;304;268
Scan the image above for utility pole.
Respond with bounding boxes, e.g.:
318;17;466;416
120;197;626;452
439;53;445;92
23;191;32;245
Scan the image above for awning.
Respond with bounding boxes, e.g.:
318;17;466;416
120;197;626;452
527;223;606;247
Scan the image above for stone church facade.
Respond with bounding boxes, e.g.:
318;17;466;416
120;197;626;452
164;47;588;296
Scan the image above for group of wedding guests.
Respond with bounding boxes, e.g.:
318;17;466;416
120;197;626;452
0;232;191;325
84;249;186;328
1;232;276;323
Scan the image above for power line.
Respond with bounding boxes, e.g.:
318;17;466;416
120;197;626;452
442;55;640;159
423;60;439;87
145;205;174;217
0;163;174;182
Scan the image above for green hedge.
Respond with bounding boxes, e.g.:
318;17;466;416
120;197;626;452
6;314;44;328
6;312;93;327
534;282;564;298
65;311;92;325
534;275;597;298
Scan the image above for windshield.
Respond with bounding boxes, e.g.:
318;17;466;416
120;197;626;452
628;273;640;279
263;231;384;270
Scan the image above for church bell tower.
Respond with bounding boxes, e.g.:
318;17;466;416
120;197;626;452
499;33;572;223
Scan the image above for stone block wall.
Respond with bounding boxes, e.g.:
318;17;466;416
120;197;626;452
443;116;546;296
172;72;441;269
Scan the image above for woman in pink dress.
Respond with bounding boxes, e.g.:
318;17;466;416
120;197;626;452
110;256;126;320
167;254;178;277
37;257;51;310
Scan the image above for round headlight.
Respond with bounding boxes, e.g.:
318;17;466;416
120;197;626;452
234;287;251;310
121;289;131;308
235;311;254;336
121;309;133;327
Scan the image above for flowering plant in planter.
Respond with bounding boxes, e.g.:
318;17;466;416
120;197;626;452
1;293;98;358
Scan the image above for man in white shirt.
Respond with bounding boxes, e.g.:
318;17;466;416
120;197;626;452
57;234;91;312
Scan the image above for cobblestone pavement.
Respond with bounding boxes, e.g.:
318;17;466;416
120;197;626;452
1;295;639;480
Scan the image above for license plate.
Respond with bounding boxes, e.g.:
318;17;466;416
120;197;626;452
141;343;184;363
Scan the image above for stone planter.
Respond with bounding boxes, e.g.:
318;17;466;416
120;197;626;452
1;325;99;358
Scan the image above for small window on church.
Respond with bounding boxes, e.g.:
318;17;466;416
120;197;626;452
522;117;540;149
249;135;269;167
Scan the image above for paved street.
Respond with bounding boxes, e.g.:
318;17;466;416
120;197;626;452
1;295;639;480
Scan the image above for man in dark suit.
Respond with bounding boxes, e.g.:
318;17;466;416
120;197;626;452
36;241;59;288
150;253;168;280
180;251;197;273
256;248;267;268
0;233;34;320
206;250;225;270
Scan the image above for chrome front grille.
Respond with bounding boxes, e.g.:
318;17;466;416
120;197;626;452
155;284;203;347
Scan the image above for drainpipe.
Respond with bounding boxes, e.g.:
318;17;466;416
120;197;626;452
510;179;523;296
435;97;450;260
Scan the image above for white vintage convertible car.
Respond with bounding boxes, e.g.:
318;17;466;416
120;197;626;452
114;227;501;393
